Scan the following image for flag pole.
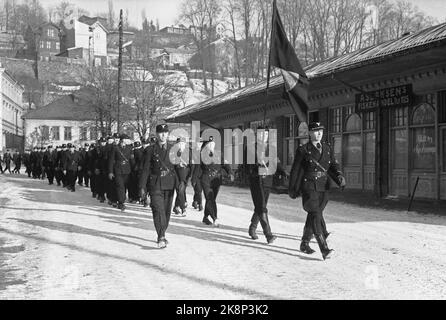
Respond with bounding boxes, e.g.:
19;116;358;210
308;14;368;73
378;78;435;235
266;0;277;91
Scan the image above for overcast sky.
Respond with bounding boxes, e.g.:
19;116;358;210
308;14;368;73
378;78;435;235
38;0;446;29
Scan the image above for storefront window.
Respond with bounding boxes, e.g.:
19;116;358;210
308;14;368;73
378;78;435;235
412;103;435;125
412;127;435;171
344;114;362;166
344;134;361;166
331;108;342;133
365;112;375;130
345;114;361;131
332;136;342;163
283;116;305;166
392;107;408;127
298;122;309;145
365;133;375;165
410;103;435;171
392;129;408;169
286;139;295;165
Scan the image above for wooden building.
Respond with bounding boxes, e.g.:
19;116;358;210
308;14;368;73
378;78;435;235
167;23;446;200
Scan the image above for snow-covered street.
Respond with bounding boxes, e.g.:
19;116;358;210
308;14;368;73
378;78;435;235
0;173;445;300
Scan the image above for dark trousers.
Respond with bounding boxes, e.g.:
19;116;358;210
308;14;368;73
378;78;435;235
90;173;97;194
77;170;84;185
34;165;41;178
249;176;273;237
302;191;329;241
4;163;11;173
46;166;55;184
94;173;107;198
13;163;21;173
127;171;139;201
150;189;174;241
202;176;221;221
115;173;130;204
83;171;90;187
55;168;63;185
174;181;187;210
66;170;78;191
192;180;203;205
106;176;117;202
26;165;31;177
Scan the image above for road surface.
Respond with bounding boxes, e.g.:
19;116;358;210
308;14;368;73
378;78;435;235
0;174;445;299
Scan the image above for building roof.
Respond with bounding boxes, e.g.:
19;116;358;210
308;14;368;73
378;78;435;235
23;92;96;121
306;22;446;78
78;15;107;26
0;32;25;44
168;22;446;121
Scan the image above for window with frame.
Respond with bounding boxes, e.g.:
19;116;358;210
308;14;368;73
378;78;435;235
51;126;60;140
46;41;51;49
364;111;376;130
56;42;60;51
283;115;305;166
80;127;88;141
410;103;436;171
41;126;50;140
90;127;98;141
64;127;72;140
344;114;362;166
40;41;44;49
330;108;342;133
392;107;408;127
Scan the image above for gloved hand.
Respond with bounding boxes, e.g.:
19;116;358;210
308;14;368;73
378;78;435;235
229;174;235;182
63;170;66;175
288;190;298;199
78;166;82;171
139;188;146;199
94;169;100;175
108;173;114;180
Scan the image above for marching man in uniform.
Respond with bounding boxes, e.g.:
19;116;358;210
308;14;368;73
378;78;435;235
288;122;346;260
245;126;287;244
138;124;179;249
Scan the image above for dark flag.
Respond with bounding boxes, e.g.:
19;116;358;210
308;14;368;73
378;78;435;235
267;0;309;122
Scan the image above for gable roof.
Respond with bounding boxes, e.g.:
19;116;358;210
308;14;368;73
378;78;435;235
23;92;96;121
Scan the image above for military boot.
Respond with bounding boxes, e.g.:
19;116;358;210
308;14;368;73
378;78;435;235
248;222;259;240
316;234;333;260
300;241;316;255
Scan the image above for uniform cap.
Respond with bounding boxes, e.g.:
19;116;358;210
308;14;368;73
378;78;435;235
308;122;325;131
133;141;141;147
62;144;67;148
67;143;73;148
84;143;89;147
112;133;120;139
99;137;106;143
156;124;169;133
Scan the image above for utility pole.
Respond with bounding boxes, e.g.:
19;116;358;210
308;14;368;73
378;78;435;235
117;9;123;133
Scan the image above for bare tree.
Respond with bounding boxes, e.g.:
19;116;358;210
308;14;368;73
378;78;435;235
83;66;119;136
123;64;179;138
107;0;115;29
224;0;242;88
